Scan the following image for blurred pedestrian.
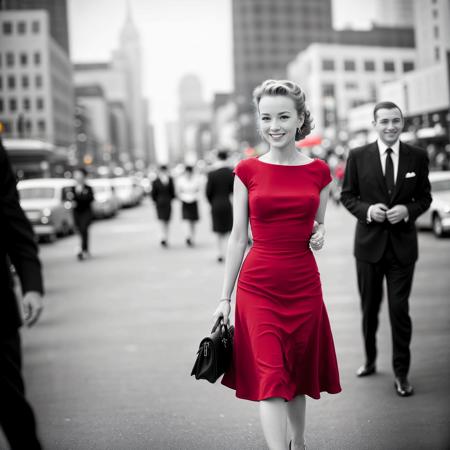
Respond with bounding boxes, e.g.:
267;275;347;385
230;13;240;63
206;150;234;262
341;101;432;397
176;165;201;247
0;138;44;450
213;80;341;450
151;165;175;247
70;168;94;260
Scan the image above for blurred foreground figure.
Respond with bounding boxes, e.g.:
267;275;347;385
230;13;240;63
206;150;234;262
0;138;44;449
151;165;175;247
341;101;432;397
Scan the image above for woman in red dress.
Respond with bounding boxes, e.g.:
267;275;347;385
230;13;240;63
213;80;341;450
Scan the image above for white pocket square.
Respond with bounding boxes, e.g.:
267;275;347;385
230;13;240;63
405;172;416;178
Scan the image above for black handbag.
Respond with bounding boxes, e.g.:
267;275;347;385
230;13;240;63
191;316;234;383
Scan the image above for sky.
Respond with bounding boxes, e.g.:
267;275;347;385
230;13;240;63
68;0;376;158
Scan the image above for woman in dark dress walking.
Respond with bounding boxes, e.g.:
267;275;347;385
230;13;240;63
206;150;234;262
151;165;175;247
70;168;94;260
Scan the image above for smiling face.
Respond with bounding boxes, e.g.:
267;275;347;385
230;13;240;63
373;107;404;146
258;95;303;150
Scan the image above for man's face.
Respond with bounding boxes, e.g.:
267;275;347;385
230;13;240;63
373;107;404;146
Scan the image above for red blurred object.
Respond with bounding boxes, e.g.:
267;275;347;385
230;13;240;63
244;147;257;157
296;135;322;148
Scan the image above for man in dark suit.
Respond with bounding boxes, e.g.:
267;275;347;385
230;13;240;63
0;138;44;448
341;101;432;397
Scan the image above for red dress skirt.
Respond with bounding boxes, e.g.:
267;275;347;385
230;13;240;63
221;157;341;401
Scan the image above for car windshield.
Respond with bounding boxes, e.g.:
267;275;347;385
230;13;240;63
431;180;450;192
19;187;55;199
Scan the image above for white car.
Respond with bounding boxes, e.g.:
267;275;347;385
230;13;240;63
17;178;76;241
111;177;144;208
89;178;120;219
417;171;450;237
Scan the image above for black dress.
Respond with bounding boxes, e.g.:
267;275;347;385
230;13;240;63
206;166;234;233
151;177;175;222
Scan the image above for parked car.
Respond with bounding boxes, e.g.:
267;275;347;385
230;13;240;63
111;177;144;207
17;178;76;241
416;171;450;237
89;178;120;219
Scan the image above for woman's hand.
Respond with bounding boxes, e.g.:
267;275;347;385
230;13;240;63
310;222;325;251
212;300;231;325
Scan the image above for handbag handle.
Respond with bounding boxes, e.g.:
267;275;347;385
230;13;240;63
211;316;227;333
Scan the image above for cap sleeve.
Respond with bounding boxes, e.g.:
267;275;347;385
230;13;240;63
233;159;250;188
319;159;332;190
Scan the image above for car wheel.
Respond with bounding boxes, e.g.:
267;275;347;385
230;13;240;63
432;214;444;238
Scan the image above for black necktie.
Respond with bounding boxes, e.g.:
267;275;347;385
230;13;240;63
385;148;394;197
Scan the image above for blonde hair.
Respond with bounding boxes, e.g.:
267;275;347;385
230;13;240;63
253;79;313;141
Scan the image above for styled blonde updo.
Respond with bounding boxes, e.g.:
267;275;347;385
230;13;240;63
253;79;313;141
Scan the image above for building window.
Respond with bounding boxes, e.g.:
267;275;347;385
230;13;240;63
32;21;40;33
25;119;32;132
23;98;31;111
9;98;17;112
432;9;438;18
344;59;356;71
403;61;414;72
322;83;335;97
435;46;440;61
37;120;46;132
22;75;29;88
383;61;395;72
7;76;15;89
322;59;335;71
0;53;2;68
20;53;28;66
6;52;14;67
36;98;44;110
0;77;2;90
34;52;41;65
2;22;12;35
364;60;375;71
35;75;43;88
345;81;358;90
0;98;3;113
18;21;26;34
434;26;439;39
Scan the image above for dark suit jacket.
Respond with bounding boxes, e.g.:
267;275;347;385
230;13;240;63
70;184;94;228
205;167;234;206
341;141;432;265
0;141;44;337
151;177;175;205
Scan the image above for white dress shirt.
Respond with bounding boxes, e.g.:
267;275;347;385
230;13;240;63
366;139;404;223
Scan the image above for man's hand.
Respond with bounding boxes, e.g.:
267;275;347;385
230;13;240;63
386;205;409;224
22;291;43;327
370;203;388;222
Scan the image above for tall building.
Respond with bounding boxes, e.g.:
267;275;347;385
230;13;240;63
74;6;150;167
414;0;450;68
0;10;74;146
288;43;417;139
233;0;333;108
374;0;414;27
0;0;70;54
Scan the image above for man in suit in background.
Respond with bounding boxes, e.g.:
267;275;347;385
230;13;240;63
0;138;44;449
341;101;432;397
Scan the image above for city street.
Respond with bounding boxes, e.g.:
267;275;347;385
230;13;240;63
3;197;450;450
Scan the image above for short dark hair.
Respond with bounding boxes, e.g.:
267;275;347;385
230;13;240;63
217;150;228;160
159;165;168;171
373;101;403;121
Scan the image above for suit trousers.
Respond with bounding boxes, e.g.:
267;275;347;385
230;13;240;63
356;241;415;377
0;330;42;450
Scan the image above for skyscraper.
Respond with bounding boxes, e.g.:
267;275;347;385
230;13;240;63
0;0;70;54
232;0;334;144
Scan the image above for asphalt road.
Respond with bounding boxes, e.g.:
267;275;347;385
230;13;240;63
2;197;449;450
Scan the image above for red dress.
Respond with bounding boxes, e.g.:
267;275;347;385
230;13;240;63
221;157;341;401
